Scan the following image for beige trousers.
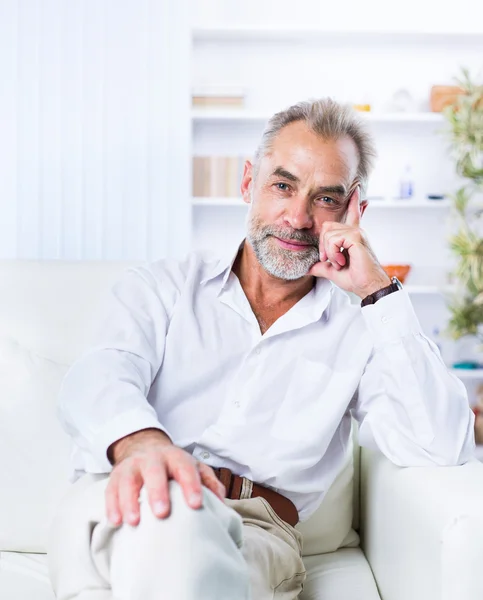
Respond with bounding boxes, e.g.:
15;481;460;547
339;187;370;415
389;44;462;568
48;474;306;600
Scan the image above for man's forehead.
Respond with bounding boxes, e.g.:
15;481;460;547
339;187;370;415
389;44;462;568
263;125;359;181
261;151;355;190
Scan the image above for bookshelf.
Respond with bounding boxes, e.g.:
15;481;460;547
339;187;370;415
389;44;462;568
191;19;483;376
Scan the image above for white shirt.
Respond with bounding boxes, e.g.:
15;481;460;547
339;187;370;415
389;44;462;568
59;241;475;522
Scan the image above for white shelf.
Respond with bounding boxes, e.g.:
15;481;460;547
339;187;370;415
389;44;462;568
192;197;451;209
193;26;483;44
367;199;451;208
404;285;450;295
451;369;483;380
192;109;444;124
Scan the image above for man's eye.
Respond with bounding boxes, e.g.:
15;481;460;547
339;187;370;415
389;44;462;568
316;196;336;205
275;182;290;192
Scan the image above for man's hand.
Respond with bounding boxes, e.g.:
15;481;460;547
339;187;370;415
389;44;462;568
309;186;391;299
105;428;226;526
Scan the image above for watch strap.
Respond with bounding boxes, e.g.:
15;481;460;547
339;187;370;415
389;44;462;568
361;277;402;307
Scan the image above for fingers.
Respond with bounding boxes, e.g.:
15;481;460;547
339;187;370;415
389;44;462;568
309;260;334;279
117;469;144;526
198;463;226;500
322;230;347;270
105;474;122;526
344;185;361;227
168;455;204;510
104;448;222;528
143;458;170;518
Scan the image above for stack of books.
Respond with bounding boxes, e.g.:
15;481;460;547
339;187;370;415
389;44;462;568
192;86;245;109
193;156;250;197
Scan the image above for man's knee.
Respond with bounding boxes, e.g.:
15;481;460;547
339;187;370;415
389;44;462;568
135;479;236;541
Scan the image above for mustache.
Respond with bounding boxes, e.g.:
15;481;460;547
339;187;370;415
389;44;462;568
262;227;319;248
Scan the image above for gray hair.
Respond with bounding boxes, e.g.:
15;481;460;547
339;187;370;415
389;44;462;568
254;98;377;198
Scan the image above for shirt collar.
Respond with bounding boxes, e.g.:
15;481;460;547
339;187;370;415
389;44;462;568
200;239;245;289
200;238;335;325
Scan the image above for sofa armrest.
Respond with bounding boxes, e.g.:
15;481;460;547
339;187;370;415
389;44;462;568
360;448;483;600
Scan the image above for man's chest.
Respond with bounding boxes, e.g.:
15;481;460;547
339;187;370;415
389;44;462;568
156;297;368;410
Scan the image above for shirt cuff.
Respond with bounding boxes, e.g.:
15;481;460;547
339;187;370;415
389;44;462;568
91;406;171;472
361;289;423;346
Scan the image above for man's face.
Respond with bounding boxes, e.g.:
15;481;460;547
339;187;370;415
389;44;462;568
242;121;364;281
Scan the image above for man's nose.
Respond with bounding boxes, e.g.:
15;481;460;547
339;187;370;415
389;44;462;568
283;197;314;230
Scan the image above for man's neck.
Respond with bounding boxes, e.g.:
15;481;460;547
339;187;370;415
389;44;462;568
232;241;315;312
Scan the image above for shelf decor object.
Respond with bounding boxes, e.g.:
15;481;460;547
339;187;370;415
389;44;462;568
443;69;483;348
430;85;464;112
192;86;245;109
381;264;411;284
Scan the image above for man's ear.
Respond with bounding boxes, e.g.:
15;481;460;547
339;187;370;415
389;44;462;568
360;199;369;218
241;161;253;205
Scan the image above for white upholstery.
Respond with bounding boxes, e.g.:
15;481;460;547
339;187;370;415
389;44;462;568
1;260;483;600
361;449;483;600
0;553;54;600
301;549;381;600
297;431;360;556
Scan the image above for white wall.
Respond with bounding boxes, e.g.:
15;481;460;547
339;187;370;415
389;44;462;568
0;0;191;260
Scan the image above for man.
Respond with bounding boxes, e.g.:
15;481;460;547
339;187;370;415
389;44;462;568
48;98;474;600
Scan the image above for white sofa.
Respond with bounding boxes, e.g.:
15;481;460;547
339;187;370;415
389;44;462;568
1;260;483;600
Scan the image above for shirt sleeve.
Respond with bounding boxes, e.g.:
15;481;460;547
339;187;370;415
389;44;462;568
350;289;475;466
58;266;173;473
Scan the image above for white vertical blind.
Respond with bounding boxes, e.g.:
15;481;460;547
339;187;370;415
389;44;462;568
0;0;191;260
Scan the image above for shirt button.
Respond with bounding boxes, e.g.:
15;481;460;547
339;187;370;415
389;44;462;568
255;348;261;355
234;400;240;408
381;316;389;323
201;451;210;459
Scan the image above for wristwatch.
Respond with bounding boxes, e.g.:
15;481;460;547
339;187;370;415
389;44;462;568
361;276;403;307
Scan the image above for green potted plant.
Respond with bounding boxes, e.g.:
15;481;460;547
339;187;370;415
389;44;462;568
443;69;483;355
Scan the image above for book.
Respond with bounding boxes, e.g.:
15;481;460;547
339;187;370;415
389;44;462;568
192;155;252;198
192;86;245;109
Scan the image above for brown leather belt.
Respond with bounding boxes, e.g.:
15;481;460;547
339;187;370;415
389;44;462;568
213;467;299;527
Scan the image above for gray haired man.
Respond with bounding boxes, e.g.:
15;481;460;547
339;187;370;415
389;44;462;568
48;98;474;600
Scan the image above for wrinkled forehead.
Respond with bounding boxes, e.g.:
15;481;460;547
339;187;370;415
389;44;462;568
259;122;359;188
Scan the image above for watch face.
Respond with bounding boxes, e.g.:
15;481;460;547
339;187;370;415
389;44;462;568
391;277;403;290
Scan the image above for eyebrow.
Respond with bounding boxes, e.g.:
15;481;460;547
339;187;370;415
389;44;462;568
315;185;347;199
271;167;300;183
270;167;347;198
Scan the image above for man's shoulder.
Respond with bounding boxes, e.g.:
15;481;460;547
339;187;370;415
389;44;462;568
131;250;223;290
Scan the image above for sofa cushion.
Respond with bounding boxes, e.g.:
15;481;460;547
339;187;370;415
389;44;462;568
0;552;55;600
0;337;72;552
300;548;381;600
297;429;360;556
0;261;136;552
0;548;380;600
0;261;136;366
